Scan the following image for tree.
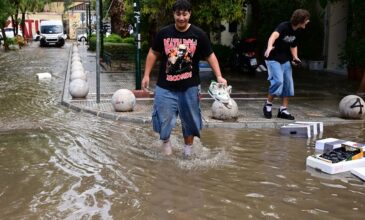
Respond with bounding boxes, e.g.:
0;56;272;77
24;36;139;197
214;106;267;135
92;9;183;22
0;0;15;50
122;0;246;45
19;0;49;39
108;0;127;36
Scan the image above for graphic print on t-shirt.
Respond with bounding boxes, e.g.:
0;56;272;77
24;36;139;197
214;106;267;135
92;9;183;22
283;35;296;43
163;38;197;82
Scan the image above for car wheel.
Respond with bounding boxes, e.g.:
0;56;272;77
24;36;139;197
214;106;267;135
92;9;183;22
80;37;86;42
40;39;46;47
57;38;65;47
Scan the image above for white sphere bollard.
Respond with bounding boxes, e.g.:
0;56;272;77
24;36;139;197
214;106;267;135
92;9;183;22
69;79;89;98
72;56;81;63
72;64;84;73
339;95;365;119
111;89;136;112
211;99;238;121
72;60;82;67
72;52;79;58
70;70;87;81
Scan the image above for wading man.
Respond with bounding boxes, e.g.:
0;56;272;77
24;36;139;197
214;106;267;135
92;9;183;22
141;0;227;158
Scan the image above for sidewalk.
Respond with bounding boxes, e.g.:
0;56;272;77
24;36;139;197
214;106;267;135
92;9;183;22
61;43;364;129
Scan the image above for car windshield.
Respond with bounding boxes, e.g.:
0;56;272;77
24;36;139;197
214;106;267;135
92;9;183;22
41;25;62;34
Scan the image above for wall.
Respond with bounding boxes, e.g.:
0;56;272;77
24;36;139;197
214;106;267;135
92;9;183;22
4;13;63;39
325;1;348;74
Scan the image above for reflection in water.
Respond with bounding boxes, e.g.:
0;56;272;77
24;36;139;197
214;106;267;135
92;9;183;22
0;43;365;219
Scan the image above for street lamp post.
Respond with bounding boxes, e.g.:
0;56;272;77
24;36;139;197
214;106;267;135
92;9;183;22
134;0;141;90
96;0;101;103
85;1;89;45
87;1;91;43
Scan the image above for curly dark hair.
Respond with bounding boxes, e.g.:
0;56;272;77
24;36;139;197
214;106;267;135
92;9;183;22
291;9;310;26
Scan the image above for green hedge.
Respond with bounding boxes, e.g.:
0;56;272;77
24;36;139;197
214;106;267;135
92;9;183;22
88;34;135;51
104;42;135;57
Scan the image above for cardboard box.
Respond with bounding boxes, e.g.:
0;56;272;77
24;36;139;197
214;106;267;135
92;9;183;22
280;124;311;137
306;156;365;174
351;167;365;181
295;121;323;135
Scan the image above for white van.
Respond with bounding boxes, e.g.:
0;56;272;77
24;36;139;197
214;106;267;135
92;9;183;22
39;20;66;47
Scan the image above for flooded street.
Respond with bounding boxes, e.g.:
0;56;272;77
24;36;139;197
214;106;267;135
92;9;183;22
1;42;364;220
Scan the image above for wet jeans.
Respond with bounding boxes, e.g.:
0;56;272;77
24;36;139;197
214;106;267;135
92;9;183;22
152;85;202;141
266;60;294;97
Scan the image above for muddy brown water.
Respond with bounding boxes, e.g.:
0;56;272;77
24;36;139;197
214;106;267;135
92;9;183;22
0;43;364;219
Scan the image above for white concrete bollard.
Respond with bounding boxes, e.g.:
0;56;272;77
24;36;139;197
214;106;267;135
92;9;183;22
72;63;84;73
111;89;136;112
69;79;89;98
72;56;81;63
70;70;87;81
339;95;365;119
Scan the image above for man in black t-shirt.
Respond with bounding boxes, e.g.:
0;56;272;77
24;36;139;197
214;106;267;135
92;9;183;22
263;9;310;120
141;0;227;158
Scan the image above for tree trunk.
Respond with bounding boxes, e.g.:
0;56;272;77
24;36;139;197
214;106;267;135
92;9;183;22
21;12;26;38
109;0;127;36
11;8;19;36
1;28;9;50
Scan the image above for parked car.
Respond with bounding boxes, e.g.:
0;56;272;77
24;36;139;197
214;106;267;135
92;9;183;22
77;29;110;42
77;32;88;41
0;27;22;39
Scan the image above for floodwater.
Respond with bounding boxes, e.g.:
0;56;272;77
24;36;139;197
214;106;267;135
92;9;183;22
0;42;364;220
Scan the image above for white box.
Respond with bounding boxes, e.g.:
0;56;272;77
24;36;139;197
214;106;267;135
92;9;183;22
280;124;311;137
306;155;365;174
295;121;323;135
315;138;341;150
315;138;362;152
351;167;365;181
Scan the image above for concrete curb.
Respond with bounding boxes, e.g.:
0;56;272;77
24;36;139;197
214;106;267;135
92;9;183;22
60;44;364;128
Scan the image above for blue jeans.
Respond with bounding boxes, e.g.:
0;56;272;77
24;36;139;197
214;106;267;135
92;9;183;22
152;86;202;141
266;60;294;97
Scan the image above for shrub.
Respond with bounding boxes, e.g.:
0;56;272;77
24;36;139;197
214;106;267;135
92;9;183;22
5;37;16;45
104;42;135;60
121;37;135;44
105;34;124;43
88;34;135;51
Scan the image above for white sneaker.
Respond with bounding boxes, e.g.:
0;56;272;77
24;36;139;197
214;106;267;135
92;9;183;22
183;145;192;159
162;141;172;155
259;64;267;72
208;81;232;104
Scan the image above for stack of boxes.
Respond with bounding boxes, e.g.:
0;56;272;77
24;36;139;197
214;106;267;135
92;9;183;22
280;121;323;138
279;122;365;180
306;137;365;179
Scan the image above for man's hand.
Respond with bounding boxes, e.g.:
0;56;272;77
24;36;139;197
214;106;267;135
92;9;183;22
141;76;150;91
264;46;274;58
217;76;227;86
292;58;302;66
